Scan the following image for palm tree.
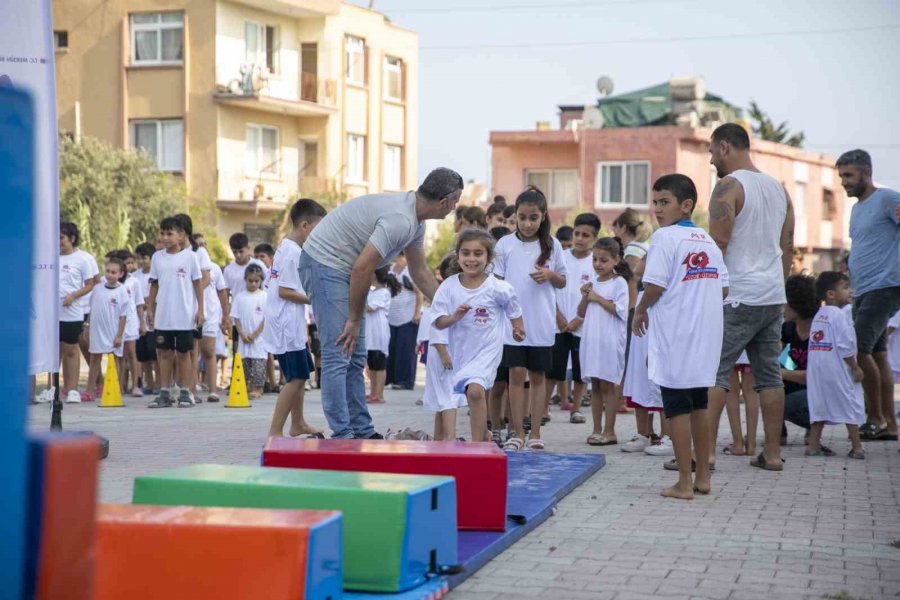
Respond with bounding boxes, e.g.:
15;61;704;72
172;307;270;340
748;101;805;148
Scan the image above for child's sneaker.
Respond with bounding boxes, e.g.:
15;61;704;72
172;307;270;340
622;434;650;453
177;388;194;407
148;389;172;409
560;401;574;411
131;387;144;397
491;430;502;447
645;435;674;456
35;387;55;404
66;390;82;404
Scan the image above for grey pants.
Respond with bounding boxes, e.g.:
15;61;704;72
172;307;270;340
243;357;267;390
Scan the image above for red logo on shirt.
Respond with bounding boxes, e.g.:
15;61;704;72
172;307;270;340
810;329;833;351
473;307;490;325
176;267;187;279
812;330;825;343
61;265;71;274
681;251;718;281
580;273;591;284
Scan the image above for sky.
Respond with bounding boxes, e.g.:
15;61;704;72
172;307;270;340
348;0;900;191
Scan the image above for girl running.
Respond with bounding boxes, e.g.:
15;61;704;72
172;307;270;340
493;188;566;450
579;237;630;446
432;229;525;444
366;267;400;404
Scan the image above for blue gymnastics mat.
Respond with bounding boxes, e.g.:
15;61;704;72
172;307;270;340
346;451;606;599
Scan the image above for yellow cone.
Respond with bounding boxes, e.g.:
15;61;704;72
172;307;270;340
99;354;124;408
225;353;250;408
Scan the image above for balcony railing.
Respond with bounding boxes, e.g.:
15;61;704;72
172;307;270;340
217;171;337;208
300;72;336;106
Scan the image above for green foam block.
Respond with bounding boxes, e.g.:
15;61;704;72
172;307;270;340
132;464;458;592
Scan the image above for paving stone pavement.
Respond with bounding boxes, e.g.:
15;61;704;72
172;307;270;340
28;376;900;600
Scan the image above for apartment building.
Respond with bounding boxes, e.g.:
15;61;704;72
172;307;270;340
53;0;418;241
490;79;847;272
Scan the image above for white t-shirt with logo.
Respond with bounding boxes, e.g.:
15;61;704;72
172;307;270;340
623;289;662;408
262;239;309;355
579;276;629;384
388;267;418;327
223;258;269;299
493;235;566;347
150;248;201;331
430;274;522;395
230;289;268;359
556;250;594;335
58;251;95;322
366;287;392;355
88;283;129;357
122;275;144;341
807;305;865;425
642;224;729;389
132;269;153;331
75;248;100;316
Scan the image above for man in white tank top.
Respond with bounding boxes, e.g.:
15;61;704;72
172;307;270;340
706;123;795;472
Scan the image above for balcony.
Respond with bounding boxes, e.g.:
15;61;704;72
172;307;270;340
229;0;340;18
216;171;336;212
214;67;337;118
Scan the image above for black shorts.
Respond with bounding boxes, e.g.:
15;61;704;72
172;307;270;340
367;350;387;371
502;344;553;374
660;386;709;418
548;332;582;382
852;286;900;354
59;321;84;345
495;365;508;384
155;330;194;353
276;349;312;382
308;323;321;357
136;332;157;362
193;327;203;340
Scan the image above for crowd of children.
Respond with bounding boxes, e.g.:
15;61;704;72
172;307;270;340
52;171;897;500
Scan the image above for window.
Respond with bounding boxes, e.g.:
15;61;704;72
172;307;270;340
384;56;402;101
246;124;280;177
245;22;276;73
131;12;183;65
525;169;578;208
346;35;365;85
298;140;318;179
794;181;808;247
130;119;183;172
346;134;366;183
383;144;403;190
595;161;649;206
54;31;69;52
822;189;836;220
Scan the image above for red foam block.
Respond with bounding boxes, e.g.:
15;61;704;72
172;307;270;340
263;438;508;531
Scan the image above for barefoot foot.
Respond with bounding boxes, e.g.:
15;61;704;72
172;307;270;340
290;424;323;437
661;484;694;500
693;479;711;495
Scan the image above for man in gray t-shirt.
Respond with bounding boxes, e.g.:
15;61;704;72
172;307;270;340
299;168;463;439
838;149;900;441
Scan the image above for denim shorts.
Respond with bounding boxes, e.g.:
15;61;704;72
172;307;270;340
852;286;900;354
714;303;784;391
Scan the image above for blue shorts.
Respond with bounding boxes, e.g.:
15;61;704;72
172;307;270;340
276;349;313;382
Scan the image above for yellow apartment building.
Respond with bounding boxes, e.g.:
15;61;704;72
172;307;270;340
52;0;418;242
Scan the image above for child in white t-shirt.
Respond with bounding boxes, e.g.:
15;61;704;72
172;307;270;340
578;237;630;447
723;350;760;457
621;288;664;452
231;264;268;399
433;229;525;444
262;199;326;437
418;255;457;436
806;272;865;459
58;222;98;404
223;232;269;342
133;242;159;394
112;249;145;397
147;217;204;408
888;310;900;383
493;188;566;450
85;258;129;400
634;174;729;500
365;267;398;404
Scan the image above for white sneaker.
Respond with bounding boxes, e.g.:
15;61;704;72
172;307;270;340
621;434;650;453
645;435;674;456
35;387;55;403
65;390;82;404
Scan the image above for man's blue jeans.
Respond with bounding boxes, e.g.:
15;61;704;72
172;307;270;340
298;252;374;439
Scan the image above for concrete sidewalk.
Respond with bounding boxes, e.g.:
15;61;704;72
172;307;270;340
28;382;900;600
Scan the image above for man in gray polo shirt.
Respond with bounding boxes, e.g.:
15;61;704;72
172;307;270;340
299;168;464;438
837;149;900;441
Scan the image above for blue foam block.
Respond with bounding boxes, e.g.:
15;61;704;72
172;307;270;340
0;86;35;600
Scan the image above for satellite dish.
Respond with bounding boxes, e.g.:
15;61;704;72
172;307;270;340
596;76;614;97
582;106;604;129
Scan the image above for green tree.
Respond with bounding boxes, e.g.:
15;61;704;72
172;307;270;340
426;218;456;270
59;134;186;259
748;101;805;148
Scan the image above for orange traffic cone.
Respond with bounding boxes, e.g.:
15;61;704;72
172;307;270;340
99;354;123;407
225;353;250;408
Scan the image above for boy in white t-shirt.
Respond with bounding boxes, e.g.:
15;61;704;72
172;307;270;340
58;222;98;404
262;198;326;437
634;174;729;500
133;242;159;394
147;217;203;408
806;272;865;459
547;213;601;424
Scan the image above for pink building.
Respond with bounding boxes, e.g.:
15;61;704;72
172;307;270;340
490;80;847;272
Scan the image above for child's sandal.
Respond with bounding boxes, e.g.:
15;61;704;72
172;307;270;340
502;437;525;452
526;438;545;451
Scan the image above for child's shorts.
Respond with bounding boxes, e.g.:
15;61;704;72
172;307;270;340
367;350;387;371
59;321;84;345
660;386;708;418
275;349;312;383
501;344;553;374
135;332;156;362
307;324;321;357
155;330;194;354
625;397;663;412
201;319;219;338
